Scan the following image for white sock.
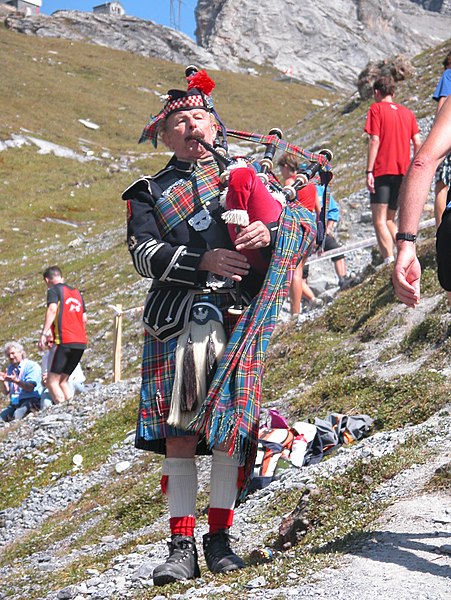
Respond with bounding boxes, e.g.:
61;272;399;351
163;457;197;517
210;449;241;510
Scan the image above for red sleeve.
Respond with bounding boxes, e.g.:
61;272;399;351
364;104;380;136
296;182;317;211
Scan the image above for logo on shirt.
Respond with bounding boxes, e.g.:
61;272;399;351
65;298;82;312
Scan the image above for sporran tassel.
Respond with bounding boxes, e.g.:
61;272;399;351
206;333;218;389
180;335;197;412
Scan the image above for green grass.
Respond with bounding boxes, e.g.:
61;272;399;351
296;369;447;429
0;22;450;600
263;238;450;428
0;24;338;379
0;26;336;155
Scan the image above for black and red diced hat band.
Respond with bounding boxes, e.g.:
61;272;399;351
138;70;217;147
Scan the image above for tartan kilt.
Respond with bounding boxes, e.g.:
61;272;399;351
135;291;237;454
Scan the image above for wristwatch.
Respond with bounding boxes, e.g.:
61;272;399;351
396;233;417;243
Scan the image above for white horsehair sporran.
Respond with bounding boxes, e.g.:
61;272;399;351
167;301;227;429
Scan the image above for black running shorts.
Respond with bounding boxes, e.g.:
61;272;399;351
49;345;84;376
436;207;451;291
370;174;403;211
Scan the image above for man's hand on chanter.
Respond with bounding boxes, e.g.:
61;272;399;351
199;248;250;281
234;220;271;251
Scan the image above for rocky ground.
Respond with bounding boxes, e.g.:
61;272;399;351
0;120;446;600
0;380;449;599
1;279;450;599
1;175;447;599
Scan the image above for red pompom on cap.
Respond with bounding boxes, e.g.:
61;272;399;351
187;70;216;96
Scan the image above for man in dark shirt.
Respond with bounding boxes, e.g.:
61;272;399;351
123;67;317;586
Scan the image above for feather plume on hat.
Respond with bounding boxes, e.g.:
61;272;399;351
139;70;217;148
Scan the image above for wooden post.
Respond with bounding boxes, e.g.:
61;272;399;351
112;304;122;383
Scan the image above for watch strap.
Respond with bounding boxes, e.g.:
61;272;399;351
396;232;417;242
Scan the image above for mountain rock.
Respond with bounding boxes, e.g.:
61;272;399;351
195;0;451;90
4;1;451;92
4;10;219;71
356;54;416;99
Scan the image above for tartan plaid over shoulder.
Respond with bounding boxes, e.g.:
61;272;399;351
154;160;221;237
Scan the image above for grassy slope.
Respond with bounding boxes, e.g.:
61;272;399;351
0;23;335;380
0;21;450;599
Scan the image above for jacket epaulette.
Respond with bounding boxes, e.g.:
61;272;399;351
122;163;178;201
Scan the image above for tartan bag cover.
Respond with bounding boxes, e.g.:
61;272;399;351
186;201;316;494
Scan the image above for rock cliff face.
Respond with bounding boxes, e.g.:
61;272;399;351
195;0;451;89
5;0;451;91
4;10;220;71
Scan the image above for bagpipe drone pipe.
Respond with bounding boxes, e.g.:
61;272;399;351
193;132;333;314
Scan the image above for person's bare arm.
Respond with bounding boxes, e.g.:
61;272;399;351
435;95;447;117
393;96;451;306
412;132;422;155
38;303;57;350
234;220;271;251
199;220;270;280
366;134;380;194
199;249;249;282
5;372;35;393
0;373;9;395
398;97;451;234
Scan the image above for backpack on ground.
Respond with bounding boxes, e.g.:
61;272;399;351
249;427;295;492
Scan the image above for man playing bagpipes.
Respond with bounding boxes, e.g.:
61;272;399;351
122;66;329;586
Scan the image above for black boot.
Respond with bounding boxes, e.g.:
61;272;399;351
152;535;200;586
203;529;245;573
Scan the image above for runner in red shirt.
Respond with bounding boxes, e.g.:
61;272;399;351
365;76;421;264
38;266;87;404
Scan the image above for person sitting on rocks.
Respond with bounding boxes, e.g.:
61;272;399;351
0;341;42;422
